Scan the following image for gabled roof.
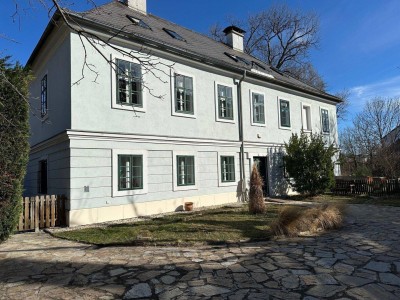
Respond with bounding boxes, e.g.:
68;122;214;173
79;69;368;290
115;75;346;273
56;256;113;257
27;1;341;103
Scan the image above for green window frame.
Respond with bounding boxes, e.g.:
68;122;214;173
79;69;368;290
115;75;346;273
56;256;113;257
175;74;193;114
221;156;235;182
177;156;195;186
217;85;233;120
321;109;330;133
252;93;265;124
118;155;143;191
41;75;47;118
116;59;142;107
280;99;291;127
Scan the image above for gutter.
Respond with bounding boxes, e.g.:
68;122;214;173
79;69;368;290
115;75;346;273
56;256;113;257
235;70;247;202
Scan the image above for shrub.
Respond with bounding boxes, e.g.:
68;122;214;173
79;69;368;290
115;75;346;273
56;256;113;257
249;163;266;214
272;204;344;237
284;132;337;196
0;57;31;242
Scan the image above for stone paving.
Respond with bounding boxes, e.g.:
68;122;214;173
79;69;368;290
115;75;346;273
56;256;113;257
0;204;400;299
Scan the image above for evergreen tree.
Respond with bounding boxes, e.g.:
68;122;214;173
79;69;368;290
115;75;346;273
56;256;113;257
0;56;31;242
284;133;337;196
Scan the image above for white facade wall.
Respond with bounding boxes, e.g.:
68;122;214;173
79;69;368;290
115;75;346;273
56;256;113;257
26;29;339;226
28;27;72;146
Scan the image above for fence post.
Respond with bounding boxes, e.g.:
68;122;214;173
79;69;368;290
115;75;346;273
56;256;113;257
45;195;50;228
51;195;56;228
18;198;24;231
35;196;40;232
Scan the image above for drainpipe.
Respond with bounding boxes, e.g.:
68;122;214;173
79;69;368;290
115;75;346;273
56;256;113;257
235;70;247;202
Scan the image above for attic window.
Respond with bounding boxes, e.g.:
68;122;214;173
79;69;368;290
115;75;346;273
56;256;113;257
126;15;151;30
163;28;186;42
224;52;250;65
252;61;266;70
224;52;238;62
236;56;250;66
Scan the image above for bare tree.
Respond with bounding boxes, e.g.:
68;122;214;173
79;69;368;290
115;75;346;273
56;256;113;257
340;97;400;177
334;89;350;121
210;4;324;90
4;1;172;97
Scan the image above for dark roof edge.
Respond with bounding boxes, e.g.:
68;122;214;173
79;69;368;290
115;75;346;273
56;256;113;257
26;12;62;67
27;10;341;104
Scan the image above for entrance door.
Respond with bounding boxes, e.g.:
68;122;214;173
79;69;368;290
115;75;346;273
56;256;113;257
253;156;269;197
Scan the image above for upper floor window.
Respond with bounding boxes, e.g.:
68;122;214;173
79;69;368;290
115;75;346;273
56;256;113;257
220;156;235;182
177;155;195;186
321;109;330;133
116;59;142;107
302;104;311;131
41;75;47;118
217;84;233;120
252;92;265;124
175;74;193;114
118;154;143;191
280;99;291;128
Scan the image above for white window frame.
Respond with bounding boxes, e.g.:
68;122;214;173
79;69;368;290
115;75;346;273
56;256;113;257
301;103;312;132
320;107;331;135
112;149;148;197
278;98;292;130
170;69;197;119
250;90;266;127
172;151;198;191
218;152;238;187
111;54;147;113
214;82;235;123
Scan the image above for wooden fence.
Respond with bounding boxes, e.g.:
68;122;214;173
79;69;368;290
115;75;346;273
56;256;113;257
18;195;67;232
333;177;400;196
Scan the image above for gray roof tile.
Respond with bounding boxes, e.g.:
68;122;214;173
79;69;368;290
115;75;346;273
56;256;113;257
67;1;339;102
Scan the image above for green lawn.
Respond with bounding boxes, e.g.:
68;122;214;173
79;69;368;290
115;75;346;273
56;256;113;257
53;205;280;246
299;194;400;207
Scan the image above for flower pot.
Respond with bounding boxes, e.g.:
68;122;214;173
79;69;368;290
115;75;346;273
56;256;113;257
184;202;193;211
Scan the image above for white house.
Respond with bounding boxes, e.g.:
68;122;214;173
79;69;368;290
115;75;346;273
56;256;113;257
24;0;341;226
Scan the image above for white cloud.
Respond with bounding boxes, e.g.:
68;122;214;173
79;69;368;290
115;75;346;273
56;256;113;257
349;75;400;112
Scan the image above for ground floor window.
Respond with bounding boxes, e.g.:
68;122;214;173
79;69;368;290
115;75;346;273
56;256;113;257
38;159;47;194
177;155;195;186
221;156;235;182
118;155;143;191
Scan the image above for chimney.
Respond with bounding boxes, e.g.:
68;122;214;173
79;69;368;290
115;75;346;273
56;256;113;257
223;26;246;52
121;0;147;14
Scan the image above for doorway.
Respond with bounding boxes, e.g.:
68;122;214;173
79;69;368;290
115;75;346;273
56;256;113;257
253;156;269;197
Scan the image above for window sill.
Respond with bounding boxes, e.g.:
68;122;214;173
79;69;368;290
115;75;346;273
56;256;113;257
173;185;198;192
251;122;266;127
112;103;146;113
172;111;196;119
279;125;292;131
219;181;238;187
112;189;148;197
216;118;235;124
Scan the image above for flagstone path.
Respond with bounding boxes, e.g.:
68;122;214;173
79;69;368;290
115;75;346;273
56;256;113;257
0;204;400;299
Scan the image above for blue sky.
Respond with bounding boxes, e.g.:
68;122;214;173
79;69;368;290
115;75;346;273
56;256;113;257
1;0;400;129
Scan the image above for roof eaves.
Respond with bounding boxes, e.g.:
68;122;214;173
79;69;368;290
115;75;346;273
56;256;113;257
26;12;62;67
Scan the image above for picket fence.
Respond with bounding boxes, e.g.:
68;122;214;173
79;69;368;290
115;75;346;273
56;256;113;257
18;195;67;231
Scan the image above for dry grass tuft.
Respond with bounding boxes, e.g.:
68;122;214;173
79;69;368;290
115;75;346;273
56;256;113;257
272;204;345;237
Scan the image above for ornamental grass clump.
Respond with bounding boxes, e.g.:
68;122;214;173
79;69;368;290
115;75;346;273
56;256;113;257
272;204;345;237
249;164;266;214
